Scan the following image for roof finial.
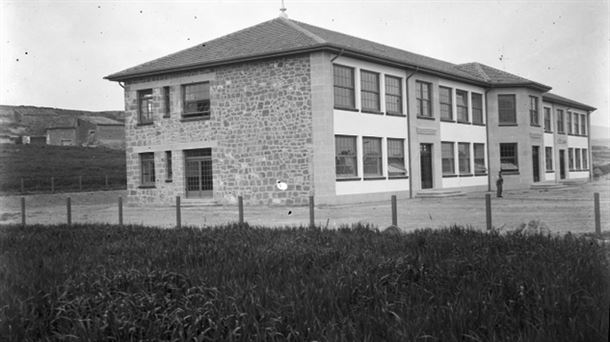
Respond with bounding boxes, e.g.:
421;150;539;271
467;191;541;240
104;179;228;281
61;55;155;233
279;0;288;18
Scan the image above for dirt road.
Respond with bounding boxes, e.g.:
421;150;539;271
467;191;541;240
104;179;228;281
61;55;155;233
1;180;608;234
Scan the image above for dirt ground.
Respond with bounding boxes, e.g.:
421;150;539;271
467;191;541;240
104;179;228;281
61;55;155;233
0;179;608;234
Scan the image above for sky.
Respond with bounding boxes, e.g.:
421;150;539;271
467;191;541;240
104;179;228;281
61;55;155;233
1;0;609;130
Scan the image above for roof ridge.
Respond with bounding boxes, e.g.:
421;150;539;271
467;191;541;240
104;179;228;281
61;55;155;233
280;17;326;44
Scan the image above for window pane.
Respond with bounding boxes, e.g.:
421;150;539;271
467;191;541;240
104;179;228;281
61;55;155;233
544;107;551;131
545;147;553;171
363;137;382;176
557;109;564;133
442;142;455;175
458;143;470;174
456;90;468;122
385;76;402;114
568;148;574;169
334;65;355;109
183;82;210;116
361;70;380;111
581;115;587;135
387;138;406;176
500;143;518;171
583;149;588;169
335;136;358;177
567;112;572;134
472;93;483;124
138;89;153;123
140;153;155;185
439;86;452;120
498;95;516;124
474;143;486;174
417;81;432;117
529;96;539;126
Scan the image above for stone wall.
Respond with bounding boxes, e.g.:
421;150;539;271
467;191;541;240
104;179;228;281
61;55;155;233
123;55;313;205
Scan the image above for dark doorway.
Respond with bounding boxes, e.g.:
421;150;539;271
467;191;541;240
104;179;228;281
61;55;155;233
559;149;566;180
185;149;213;198
420;143;433;189
532;146;540;182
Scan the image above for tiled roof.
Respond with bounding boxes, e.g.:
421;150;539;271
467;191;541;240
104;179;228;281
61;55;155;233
455;62;550;90
47;117;77;129
105;17;492;85
542;92;596;111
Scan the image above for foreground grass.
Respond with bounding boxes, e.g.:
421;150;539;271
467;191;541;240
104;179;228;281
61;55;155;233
0;224;608;341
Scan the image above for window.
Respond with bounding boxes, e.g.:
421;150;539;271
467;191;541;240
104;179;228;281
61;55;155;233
363;137;382;177
165;151;172;181
472;93;483;125
557;109;564;133
498;94;516;124
474;143;486;174
543;107;552;132
500;143;518;172
387;138;406;177
458;143;471;174
335;135;358;178
163;86;170;118
333;65;355;109
581;115;587;135
567;112;572;134
416;81;432;117
183;82;210;118
138;89;153;124
439;86;453;120
575;149;581;170
140;153;155;186
583;149;588;169
385;75;402;114
441;142;455;175
568;148;574;170
456;90;469;123
574;113;580;135
529;96;539;126
545;147;553;171
360;70;380;112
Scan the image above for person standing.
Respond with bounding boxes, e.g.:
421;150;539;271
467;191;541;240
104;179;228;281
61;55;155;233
496;171;503;198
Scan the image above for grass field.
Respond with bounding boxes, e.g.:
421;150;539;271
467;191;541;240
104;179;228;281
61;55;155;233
0;144;125;193
1;224;608;341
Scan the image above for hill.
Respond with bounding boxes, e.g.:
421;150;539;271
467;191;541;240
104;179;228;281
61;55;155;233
0;104;124;139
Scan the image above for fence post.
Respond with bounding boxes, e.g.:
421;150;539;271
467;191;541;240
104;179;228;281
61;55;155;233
238;196;244;225
79;176;83;191
66;197;72;226
51;177;55;193
118;196;123;226
309;196;315;228
391;195;398;226
485;193;492;230
21;197;25;227
594;192;601;235
20;178;24;193
176;196;181;228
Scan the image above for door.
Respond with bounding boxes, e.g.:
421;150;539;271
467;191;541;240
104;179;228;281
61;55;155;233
185;149;213;198
559;149;566;179
532;146;540;182
420;143;433;189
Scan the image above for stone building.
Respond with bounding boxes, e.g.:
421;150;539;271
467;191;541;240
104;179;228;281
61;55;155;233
46;116;125;148
105;16;595;205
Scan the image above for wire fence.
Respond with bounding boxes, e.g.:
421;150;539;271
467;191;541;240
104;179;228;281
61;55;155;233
1;175;126;194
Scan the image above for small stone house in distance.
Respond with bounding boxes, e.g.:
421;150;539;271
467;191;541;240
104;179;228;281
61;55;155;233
46;116;125;149
105;16;595;205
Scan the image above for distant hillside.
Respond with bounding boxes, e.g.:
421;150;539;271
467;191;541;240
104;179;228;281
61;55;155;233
0;105;124;137
590;125;610;148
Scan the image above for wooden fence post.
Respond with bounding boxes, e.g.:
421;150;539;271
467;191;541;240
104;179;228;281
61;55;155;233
79;176;83;191
485;193;492;230
238;196;244;225
391;195;397;226
66;197;72;226
594;192;601;235
118;197;123;226
20;178;24;194
176;196;181;228
51;177;55;193
309;196;315;228
21;197;25;227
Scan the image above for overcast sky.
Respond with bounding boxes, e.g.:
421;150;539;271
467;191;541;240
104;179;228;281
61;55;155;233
1;0;608;129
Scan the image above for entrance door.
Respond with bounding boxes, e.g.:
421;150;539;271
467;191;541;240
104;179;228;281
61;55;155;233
532;146;540;182
185;149;213;198
420;143;433;189
559;149;566;179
